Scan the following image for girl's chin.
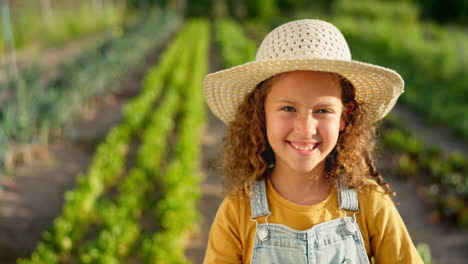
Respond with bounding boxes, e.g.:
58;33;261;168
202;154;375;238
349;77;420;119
277;161;325;175
293;166;322;174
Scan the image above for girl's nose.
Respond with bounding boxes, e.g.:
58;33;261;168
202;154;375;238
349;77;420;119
294;114;317;136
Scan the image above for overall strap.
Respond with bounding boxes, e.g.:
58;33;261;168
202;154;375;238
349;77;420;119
250;179;271;219
338;180;359;211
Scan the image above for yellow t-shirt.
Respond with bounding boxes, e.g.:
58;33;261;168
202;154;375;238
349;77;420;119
203;178;423;263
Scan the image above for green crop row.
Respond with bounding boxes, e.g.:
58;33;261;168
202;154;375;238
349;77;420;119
214;18;256;68
78;63;183;264
141;19;209;264
77;21;201;263
0;8;182;172
17;16;189;263
328;0;468;138
380;114;468;228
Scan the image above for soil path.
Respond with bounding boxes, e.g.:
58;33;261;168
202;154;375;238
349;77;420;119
389;177;468;264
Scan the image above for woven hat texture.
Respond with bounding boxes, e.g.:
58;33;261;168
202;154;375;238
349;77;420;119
204;19;404;124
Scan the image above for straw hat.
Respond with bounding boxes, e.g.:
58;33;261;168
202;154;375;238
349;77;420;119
204;19;404;124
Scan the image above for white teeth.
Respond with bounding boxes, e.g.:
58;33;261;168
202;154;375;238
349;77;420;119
290;143;316;151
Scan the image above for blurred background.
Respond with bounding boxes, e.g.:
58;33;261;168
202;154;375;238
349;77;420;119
0;0;466;263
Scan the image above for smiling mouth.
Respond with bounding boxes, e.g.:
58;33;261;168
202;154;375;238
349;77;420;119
287;141;319;152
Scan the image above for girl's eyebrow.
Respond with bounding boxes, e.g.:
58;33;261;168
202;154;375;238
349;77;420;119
273;99;341;107
273;100;296;104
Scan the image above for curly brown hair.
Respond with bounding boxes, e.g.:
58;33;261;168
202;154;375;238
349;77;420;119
221;70;395;198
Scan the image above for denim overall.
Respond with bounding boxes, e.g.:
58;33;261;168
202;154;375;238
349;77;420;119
249;179;370;264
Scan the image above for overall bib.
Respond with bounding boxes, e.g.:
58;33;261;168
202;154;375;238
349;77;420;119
249;179;370;264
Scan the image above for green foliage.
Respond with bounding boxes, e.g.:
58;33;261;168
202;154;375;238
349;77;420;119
186;0;279;22
416;243;433;264
333;0;419;23
79;62;182;263
186;0;215;17
331;0;467;25
457;208;468;229
245;0;278;23
381;129;422;155
86;47;186;260
414;0;468;25
141;232;190;264
141;18;209;263
277;0;310;9
215;19;256;68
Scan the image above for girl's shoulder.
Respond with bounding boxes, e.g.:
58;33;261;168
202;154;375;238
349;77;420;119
217;188;251;214
357;178;395;207
212;188;253;228
225;188;250;203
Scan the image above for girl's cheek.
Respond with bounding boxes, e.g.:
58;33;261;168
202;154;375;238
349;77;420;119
329;119;344;134
267;114;290;133
276;115;294;127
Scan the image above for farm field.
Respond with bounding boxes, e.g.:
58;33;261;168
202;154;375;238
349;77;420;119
0;1;467;263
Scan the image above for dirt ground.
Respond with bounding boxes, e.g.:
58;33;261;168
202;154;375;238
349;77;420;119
1;33;467;264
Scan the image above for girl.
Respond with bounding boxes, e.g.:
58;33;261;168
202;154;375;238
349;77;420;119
203;19;423;263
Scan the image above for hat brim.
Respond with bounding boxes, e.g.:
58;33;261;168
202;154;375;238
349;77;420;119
204;58;404;124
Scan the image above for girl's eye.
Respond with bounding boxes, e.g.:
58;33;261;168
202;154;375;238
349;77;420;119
281;106;295;112
316;109;331;114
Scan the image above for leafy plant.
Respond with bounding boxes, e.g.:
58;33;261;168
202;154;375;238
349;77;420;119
215;19;256;68
140;19;209;264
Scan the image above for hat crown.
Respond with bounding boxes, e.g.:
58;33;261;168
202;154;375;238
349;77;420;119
256;19;352;61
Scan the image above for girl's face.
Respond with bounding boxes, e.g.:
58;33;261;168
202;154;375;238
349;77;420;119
264;71;345;176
